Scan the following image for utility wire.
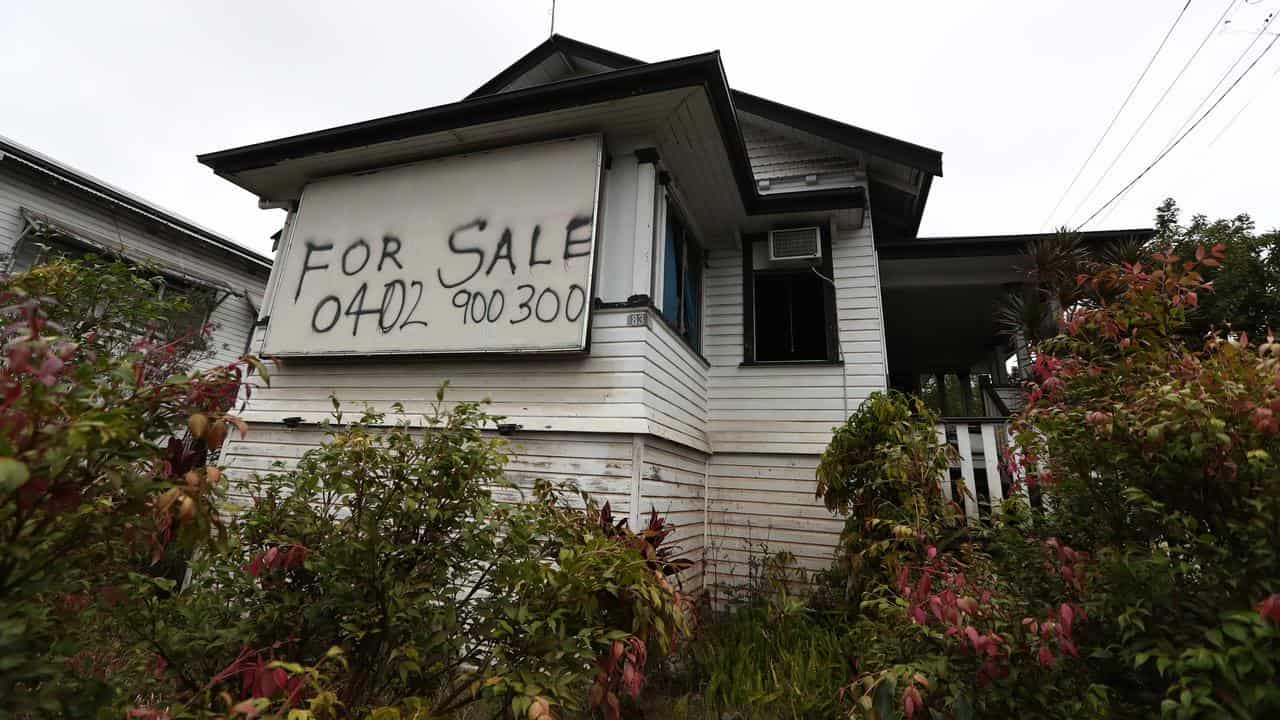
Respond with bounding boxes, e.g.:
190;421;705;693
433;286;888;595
1209;58;1280;144
1039;0;1193;231
1075;25;1280;230
1158;7;1277;153
1066;0;1239;226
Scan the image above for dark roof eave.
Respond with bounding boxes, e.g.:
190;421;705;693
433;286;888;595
881;228;1156;258
198;52;723;174
199;52;868;217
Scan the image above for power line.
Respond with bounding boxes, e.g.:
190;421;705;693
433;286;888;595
1158;7;1277;153
1075;25;1280;230
1065;0;1239;226
1039;0;1193;231
1209;58;1280;144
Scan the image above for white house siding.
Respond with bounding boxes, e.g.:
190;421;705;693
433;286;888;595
741;121;861;190
221;424;633;509
0;162;267;371
639;436;709;593
703;220;886;454
699;216;887;593
704;452;843;598
240;307;708;451
699;108;888;589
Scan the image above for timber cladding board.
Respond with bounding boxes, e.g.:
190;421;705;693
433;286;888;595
702;222;887;455
237;308;710;451
704;452;843;598
220;423;841;597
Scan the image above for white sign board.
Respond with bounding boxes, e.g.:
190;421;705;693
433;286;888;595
263;135;603;356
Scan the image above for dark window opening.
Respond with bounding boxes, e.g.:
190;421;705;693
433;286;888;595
659;199;702;352
754;272;828;361
742;229;837;363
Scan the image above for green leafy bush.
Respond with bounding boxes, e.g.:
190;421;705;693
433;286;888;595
0;256;252;716
812;392;1098;720
121;394;692;719
1010;245;1280;717
4;256;693;718
804;246;1280;719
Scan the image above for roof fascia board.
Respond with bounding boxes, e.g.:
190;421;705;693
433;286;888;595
199;53;723;174
201;54;868;217
882;228;1156;258
911;173;933;239
0;141;271;270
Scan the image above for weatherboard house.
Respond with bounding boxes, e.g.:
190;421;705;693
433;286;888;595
200;36;1150;594
0;135;271;372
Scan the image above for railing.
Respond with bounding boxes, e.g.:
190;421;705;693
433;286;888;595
936;418;1024;520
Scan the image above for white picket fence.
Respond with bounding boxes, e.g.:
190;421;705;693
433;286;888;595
936;419;1025;520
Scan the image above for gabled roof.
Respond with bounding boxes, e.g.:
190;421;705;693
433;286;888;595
464;35;942;243
466;35;646;99
0;134;271;271
199;50;867;218
468;35;941;176
200;36;941;240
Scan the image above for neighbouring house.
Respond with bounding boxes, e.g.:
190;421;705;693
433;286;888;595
0;135;272;371
197;36;1152;596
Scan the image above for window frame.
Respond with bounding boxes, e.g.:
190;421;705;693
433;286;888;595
653;189;704;354
741;227;839;365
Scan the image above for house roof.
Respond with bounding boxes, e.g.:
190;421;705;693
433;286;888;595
884;228;1156;258
0;134;271;271
461;36;941;243
199;35;940;240
199;50;865;218
466;36;942;176
465;35;648;99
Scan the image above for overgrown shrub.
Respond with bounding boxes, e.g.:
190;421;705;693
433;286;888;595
1010;245;1280;717
120;394;693;719
806;246;1280;719
0;257;251;716
7;249;217;365
813;392;1097;719
5;256;693;718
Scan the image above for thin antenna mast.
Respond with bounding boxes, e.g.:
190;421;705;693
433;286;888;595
550;0;556;36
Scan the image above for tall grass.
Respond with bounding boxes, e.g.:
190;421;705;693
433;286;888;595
689;604;851;719
658;552;854;720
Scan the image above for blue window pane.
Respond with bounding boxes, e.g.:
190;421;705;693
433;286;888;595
662;211;681;326
683;260;700;351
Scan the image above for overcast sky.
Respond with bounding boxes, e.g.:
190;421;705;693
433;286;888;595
3;0;1277;255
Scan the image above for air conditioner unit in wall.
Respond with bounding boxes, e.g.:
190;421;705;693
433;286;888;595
768;227;822;261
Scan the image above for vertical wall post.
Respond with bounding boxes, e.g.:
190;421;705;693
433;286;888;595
629;435;644;530
632;150;659;301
